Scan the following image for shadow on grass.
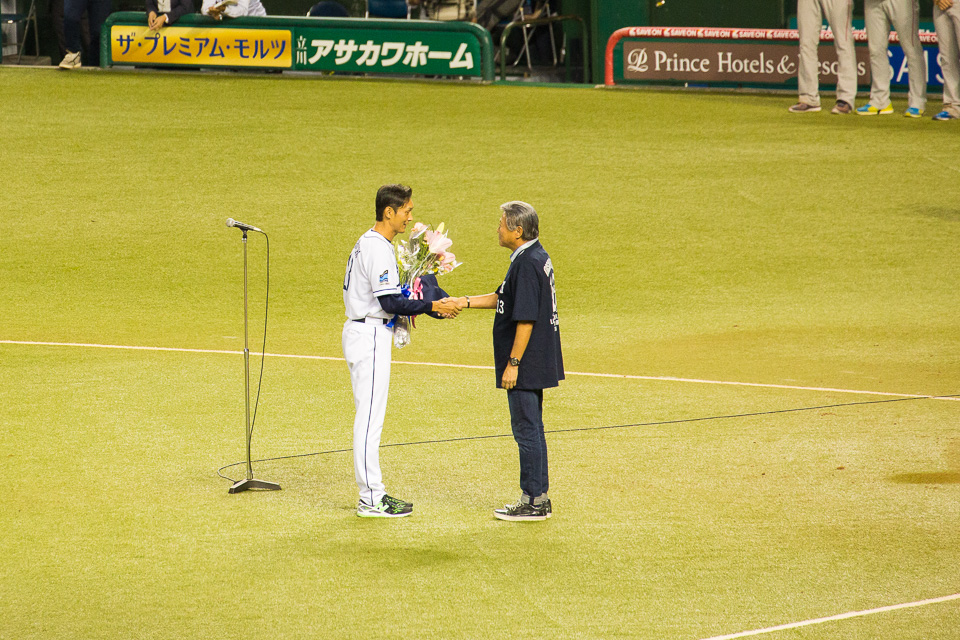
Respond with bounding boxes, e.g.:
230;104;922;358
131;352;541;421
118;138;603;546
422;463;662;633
889;471;960;484
916;206;960;223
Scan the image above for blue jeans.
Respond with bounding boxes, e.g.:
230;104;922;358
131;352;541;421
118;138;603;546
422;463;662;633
507;388;548;499
64;0;111;64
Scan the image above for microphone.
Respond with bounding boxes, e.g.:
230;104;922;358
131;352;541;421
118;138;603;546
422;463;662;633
226;218;263;233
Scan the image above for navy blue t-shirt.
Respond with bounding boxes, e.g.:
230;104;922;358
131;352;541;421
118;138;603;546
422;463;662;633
492;240;564;390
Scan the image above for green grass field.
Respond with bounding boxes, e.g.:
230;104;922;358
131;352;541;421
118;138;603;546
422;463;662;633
1;67;959;639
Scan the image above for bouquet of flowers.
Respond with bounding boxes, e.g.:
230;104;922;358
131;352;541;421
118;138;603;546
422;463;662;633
391;221;462;348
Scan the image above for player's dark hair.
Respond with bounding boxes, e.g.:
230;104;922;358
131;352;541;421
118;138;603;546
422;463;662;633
376;184;413;221
501;201;539;241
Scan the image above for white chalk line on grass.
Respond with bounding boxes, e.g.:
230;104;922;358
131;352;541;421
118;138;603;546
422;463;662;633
699;592;960;640
2;339;958;402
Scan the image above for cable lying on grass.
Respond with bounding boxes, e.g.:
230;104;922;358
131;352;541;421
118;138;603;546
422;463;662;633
217;393;958;484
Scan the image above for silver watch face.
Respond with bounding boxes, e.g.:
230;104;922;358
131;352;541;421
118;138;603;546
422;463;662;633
510;358;520;366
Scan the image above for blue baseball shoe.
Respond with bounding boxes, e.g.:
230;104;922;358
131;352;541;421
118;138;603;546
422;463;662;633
933;110;959;121
903;107;924;118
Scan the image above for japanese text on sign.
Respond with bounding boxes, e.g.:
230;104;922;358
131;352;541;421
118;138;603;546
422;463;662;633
111;26;292;67
295;37;474;71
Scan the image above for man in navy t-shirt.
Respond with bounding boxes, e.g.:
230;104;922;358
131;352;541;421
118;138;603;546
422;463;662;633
455;201;564;521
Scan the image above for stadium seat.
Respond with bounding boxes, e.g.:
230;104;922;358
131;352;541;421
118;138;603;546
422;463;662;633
495;0;562;72
0;0;39;64
365;0;410;19
307;1;350;16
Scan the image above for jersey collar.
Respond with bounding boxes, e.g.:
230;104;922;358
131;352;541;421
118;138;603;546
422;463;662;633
365;228;394;247
510;238;538;262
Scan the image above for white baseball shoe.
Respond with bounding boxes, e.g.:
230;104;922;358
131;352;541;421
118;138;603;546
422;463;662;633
59;51;82;70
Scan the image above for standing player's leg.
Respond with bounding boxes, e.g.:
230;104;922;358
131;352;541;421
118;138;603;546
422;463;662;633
888;0;927;118
824;0;858;112
793;0;825;111
933;2;960;120
888;0;928;116
343;322;392;509
861;0;895;113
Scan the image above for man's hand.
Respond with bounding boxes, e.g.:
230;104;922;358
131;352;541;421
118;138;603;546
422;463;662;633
938;0;952;10
502;364;518;390
207;5;226;19
433;297;461;319
148;12;168;29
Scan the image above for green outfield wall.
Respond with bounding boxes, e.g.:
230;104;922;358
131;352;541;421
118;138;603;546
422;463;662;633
6;0;940;86
101;12;494;79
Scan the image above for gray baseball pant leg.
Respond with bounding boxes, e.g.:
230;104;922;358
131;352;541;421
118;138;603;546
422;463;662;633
799;0;858;106
865;0;894;108
825;0;859;105
890;0;927;110
798;0;825;107
934;3;960;114
866;0;927;110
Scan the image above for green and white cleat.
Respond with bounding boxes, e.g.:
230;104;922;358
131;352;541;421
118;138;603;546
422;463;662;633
356;494;413;518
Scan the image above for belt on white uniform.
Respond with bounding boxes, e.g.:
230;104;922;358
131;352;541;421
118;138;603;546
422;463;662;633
352;317;389;325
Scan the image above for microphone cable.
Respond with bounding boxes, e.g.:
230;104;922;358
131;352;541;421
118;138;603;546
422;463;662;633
217;392;958;484
248;232;269;447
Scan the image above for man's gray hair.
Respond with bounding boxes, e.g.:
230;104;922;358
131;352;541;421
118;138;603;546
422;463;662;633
501;201;539;241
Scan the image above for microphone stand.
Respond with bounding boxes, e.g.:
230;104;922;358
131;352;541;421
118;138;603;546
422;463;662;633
229;228;281;494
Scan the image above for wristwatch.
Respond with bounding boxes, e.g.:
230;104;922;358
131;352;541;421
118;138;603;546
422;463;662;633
509;357;521;367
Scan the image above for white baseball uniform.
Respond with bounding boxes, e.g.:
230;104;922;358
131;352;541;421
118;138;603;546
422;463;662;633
798;0;858;106
342;229;401;507
864;0;927;111
934;0;960;117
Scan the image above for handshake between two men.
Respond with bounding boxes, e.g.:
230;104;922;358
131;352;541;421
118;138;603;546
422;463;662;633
343;185;563;521
431;294;497;319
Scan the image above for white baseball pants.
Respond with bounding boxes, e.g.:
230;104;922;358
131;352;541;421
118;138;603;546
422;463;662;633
342;319;393;507
798;0;858;106
865;0;927;110
935;1;960;115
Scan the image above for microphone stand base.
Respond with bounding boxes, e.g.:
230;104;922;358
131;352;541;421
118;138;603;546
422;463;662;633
229;478;282;494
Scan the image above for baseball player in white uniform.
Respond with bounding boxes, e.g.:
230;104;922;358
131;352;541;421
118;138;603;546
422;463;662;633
857;0;927;116
342;184;460;518
934;0;960;120
790;0;858;114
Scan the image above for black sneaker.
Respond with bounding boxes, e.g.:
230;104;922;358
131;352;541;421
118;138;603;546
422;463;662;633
540;498;552;518
356;494;413;518
494;499;548;521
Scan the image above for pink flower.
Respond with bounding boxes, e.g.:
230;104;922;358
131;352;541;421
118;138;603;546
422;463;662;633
427;232;453;255
440;251;455;265
410;222;428;237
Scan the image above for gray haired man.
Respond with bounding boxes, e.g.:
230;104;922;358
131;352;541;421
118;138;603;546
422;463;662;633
790;0;858;114
454;202;564;521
